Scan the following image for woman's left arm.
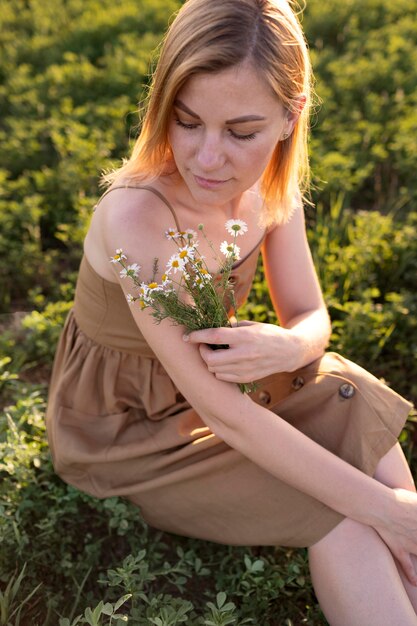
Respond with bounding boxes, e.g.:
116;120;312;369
261;199;332;368
186;201;331;382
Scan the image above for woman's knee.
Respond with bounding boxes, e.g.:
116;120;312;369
309;516;381;561
374;442;416;492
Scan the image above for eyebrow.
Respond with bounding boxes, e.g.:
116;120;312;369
174;99;267;124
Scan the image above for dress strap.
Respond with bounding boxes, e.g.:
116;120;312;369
94;184;182;232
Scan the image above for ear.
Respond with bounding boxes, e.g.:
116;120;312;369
281;94;307;140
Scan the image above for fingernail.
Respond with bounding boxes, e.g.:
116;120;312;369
183;334;189;342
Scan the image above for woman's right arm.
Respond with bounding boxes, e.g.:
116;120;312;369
101;192;417;585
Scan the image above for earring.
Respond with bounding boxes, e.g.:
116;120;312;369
282;132;289;140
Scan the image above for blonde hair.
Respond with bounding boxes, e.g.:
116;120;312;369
101;0;314;225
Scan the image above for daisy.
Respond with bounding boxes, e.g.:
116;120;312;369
161;273;171;286
193;276;205;289
165;228;178;240
178;245;197;262
138;282;153;303
119;263;141;279
126;293;135;305
110;248;127;263
185;228;197;240
193;268;212;287
147;281;162;294
220;241;241;259
166;254;185;274
197;267;212;280
225;219;248;236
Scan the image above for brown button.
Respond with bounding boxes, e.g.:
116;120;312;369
229;275;237;285
291;376;305;391
259;390;271;405
339;383;355;399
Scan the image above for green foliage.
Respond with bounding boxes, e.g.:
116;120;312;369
0;564;42;626
304;0;417;211
2;0;417;310
0;0;182;313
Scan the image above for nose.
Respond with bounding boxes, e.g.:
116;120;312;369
195;132;226;172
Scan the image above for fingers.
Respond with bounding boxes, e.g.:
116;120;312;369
183;327;235;345
198;344;253;382
199;343;239;368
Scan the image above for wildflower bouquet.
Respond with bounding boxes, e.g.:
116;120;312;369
110;219;256;393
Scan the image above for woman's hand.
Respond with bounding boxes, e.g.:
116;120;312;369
373;488;417;586
183;321;303;383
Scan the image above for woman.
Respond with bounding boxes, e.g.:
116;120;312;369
46;1;417;623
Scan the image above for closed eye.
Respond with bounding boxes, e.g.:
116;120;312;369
175;119;199;130
229;130;257;141
175;119;258;142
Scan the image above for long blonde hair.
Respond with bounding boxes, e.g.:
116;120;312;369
101;0;314;225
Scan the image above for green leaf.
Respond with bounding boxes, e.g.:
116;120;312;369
114;594;132;611
216;592;226;609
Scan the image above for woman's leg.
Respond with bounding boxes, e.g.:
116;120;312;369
373;442;417;612
308;443;417;626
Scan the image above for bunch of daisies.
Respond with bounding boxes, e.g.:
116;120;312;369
110;219;247;331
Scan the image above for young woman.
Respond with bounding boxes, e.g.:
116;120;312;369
46;1;417;623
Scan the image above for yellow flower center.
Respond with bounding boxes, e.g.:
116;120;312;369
148;282;158;289
179;250;188;259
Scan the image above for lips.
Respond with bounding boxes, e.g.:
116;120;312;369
194;175;229;189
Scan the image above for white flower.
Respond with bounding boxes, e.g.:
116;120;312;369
138;281;161;304
225;219;248;236
128;263;141;276
193;269;212;289
147;281;162;292
178;245;197;262
119;263;141;279
193;277;205;289
126;293;135;305
165;228;178;240
110;248;127;263
220;241;240;259
166;254;185;274
160;273;171;286
184;228;197;240
197;267;212;281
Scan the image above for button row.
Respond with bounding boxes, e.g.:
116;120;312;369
257;378;356;405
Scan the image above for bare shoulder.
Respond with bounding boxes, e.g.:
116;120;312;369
85;184;178;281
263;197;306;247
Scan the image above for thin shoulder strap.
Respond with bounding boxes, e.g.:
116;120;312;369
94;184;182;232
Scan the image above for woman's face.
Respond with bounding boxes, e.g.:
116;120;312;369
168;62;292;206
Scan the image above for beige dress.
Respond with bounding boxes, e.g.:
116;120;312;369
45;185;413;547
